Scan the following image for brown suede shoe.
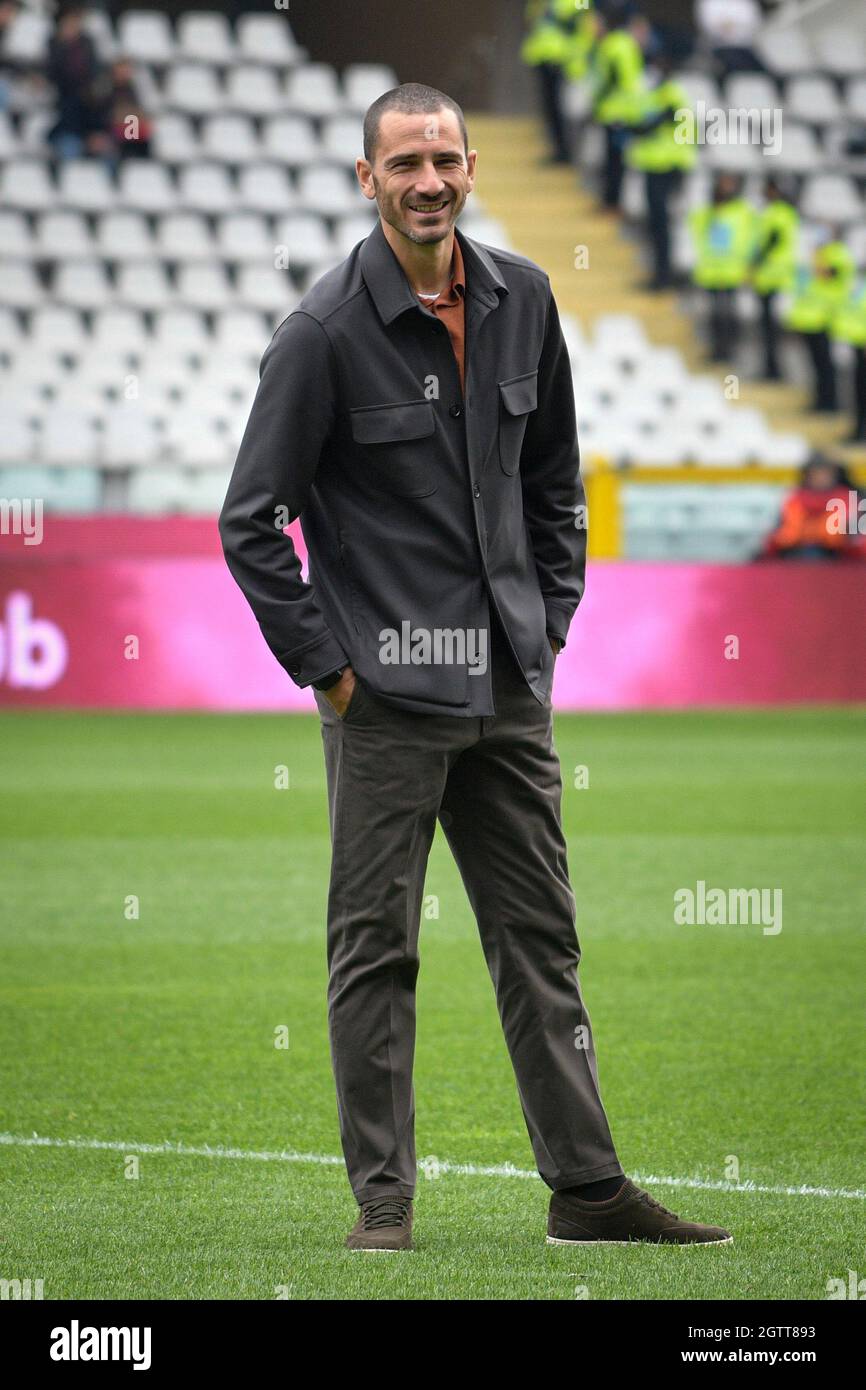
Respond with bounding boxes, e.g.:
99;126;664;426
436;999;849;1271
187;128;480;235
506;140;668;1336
547;1179;733;1245
346;1196;413;1252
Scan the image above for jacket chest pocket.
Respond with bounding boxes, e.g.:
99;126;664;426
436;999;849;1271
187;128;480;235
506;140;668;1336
349;399;437;497
498;370;538;475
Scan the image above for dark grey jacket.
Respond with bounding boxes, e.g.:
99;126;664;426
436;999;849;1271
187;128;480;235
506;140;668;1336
218;219;586;716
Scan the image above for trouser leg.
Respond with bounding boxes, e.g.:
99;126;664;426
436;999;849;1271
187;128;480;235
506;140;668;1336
437;625;624;1191
804;330;837;410
646;170;672;284
854;347;866;437
760;291;780;377
721;287;739;359
315;680;474;1202
708;289;726;359
536;63;571;162
603;125;624;207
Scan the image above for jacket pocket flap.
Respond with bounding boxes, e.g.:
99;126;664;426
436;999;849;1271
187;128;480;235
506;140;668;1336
350;399;435;444
499;371;538;416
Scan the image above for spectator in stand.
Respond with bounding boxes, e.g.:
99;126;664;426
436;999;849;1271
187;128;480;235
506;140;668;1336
46;3;110;159
0;0;22;111
759;455;865;561
696;0;768;77
689;172;754;362
785;229;855;414
103;56;152;160
750;177;799;382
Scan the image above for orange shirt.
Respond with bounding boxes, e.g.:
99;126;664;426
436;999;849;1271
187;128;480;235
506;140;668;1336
414;235;466;397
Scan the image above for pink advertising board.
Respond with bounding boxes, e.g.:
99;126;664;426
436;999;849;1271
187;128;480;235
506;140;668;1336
0;519;864;709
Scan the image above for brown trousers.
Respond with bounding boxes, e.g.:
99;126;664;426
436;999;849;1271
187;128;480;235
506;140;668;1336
313;615;623;1202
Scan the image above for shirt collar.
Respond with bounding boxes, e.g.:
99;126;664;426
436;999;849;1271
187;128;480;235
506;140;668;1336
359;219;506;326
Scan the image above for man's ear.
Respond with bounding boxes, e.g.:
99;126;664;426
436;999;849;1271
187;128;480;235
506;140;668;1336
465;149;478;193
356;158;376;200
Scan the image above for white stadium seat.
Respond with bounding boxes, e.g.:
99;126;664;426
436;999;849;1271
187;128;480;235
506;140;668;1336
153;308;210;350
216;213;273;263
342;64;398;113
285;64;344;119
236;13;303;68
102;406;163;466
152;113;200;164
0;212;32;258
3;9;52;63
297;166;362;216
261;115;320;168
116;261;174;311
201;115;260;164
58;161;116;213
724;74;779;113
236;265;296;313
176;264;233;311
213;309;271;352
273;213;336;268
178;164;236;214
177;12;235;65
0;407;35;461
91;308;149;352
237;163;295;215
785;76;842;127
119;161;177;214
0;261;43;310
54;261;114;310
755;26;813;76
334;213;378;256
96;212;155;262
2;159;56;212
321;115;365;165
814;28;866;77
226;65;285;117
770;121;822;173
800;174;863;224
118;10;176;64
41;409;98;465
163;63;224;116
155;212;215;263
0;113;20;160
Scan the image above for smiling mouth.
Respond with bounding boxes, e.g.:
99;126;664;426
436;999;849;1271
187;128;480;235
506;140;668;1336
407;200;450;213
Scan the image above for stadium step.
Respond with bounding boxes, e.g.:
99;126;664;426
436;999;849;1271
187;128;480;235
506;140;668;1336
468;114;865;467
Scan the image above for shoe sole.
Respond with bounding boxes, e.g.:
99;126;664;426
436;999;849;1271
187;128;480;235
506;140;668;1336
546;1234;733;1246
346;1251;414;1262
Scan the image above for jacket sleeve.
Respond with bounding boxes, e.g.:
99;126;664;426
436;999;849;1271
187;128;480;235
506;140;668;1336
218;311;349;687
519;284;586;650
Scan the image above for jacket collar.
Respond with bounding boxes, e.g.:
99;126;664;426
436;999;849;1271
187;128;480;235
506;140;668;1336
359;217;508;325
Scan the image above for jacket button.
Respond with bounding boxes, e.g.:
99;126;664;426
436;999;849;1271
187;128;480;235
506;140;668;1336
289;665;301;675
473;484;480;498
449;404;462;418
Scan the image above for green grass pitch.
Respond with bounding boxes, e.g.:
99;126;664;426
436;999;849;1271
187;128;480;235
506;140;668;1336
1;707;863;1301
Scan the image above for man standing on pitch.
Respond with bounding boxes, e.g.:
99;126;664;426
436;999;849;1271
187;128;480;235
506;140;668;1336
220;84;731;1252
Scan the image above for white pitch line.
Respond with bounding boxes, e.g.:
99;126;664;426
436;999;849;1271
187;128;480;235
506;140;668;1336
1;1132;863;1201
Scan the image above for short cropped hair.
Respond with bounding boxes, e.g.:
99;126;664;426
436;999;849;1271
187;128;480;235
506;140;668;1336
363;83;468;163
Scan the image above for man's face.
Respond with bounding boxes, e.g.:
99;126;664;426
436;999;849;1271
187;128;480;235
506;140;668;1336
357;108;476;246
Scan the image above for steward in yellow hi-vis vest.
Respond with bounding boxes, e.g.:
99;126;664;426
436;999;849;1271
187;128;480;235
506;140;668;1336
590;3;645;208
832;279;866;442
689;174;755;361
785;233;855;412
563;3;599;81
522;0;590;164
750;177;799;380
626;52;694;289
